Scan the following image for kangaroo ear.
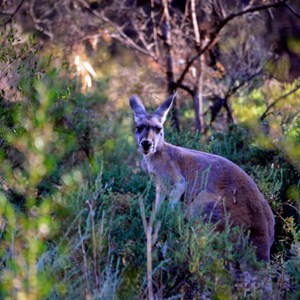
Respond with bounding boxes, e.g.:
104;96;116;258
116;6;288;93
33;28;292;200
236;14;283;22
153;92;176;124
129;94;147;123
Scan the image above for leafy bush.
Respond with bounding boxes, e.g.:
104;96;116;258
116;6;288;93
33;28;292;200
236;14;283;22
0;26;109;298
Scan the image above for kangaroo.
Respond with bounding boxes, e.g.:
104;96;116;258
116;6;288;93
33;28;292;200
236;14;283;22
129;93;275;262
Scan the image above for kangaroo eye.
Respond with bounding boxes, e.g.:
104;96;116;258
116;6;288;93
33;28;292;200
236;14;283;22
136;126;144;133
154;127;162;134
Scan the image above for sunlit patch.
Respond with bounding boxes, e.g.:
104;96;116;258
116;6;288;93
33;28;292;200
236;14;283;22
34;137;45;151
13;278;22;289
85;74;92;88
73;55;97;91
62;170;83;187
74;55;80;67
39;223;50;237
83;61;97;78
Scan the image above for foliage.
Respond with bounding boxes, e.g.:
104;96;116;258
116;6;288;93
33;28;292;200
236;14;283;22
0;26;108;299
0;20;299;300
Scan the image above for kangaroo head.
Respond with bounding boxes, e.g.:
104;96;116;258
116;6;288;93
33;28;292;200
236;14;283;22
129;93;175;155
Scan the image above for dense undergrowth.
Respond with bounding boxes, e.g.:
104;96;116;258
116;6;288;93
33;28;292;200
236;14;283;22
0;28;300;300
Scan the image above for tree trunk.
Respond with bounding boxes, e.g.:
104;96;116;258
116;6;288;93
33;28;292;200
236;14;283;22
193;55;205;132
191;0;205;133
167;80;180;131
163;0;180;131
193;83;202;131
223;98;234;125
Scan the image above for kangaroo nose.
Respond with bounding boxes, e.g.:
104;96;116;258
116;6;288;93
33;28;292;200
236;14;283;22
141;140;152;149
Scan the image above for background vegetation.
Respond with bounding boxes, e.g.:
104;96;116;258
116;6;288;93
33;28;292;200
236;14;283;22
0;1;299;299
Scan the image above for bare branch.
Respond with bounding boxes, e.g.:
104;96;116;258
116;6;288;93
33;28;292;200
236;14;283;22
260;83;300;120
175;0;288;87
226;70;262;99
191;0;200;47
76;33;103;44
78;223;91;297
152;220;161;246
150;0;160;57
138;196;159;300
138;197;148;235
179;0;190;31
162;0;180;131
29;0;54;39
285;2;300;18
179;84;194;96
1;0;26;25
131;17;156;58
77;0;158;61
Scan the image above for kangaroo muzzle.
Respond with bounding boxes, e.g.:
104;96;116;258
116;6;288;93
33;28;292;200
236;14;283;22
140;140;153;154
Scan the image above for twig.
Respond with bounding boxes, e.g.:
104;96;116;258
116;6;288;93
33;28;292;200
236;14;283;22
285;2;300;18
139;197;154;300
178;84;194;96
132;17;156;57
260;83;300;120
139;197;161;300
179;0;190;31
191;0;200;47
284;202;300;216
139;197;148;235
225;70;262;99
87;198;100;294
78;223;91;298
162;0;180;131
29;0;54;39
76;0;158;61
1;0;26;25
150;0;160;57
152;220;162;247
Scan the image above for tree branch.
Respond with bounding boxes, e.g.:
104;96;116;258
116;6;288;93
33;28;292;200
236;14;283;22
260;83;300;120
77;0;158;61
162;0;180;131
285;2;300;18
191;0;200;47
178;84;194;96
139;197;148;235
150;0;160;57
29;0;54;39
175;0;288;88
226;71;262;99
1;0;26;25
